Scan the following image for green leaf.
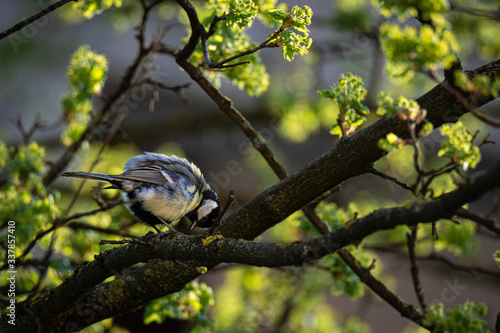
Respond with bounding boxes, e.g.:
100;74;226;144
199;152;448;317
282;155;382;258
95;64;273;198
266;8;288;21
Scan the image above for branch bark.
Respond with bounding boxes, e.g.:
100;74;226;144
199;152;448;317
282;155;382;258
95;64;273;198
14;159;500;331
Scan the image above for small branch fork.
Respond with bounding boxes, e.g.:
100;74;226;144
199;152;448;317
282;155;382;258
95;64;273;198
204;25;284;69
176;0;284;69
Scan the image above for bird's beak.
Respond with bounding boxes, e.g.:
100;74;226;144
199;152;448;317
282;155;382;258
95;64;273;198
189;220;199;231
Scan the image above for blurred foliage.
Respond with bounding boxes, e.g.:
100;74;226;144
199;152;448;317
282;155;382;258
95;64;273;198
144;281;214;331
378;0;448;20
330;0;374;31
379;23;458;80
60;45;108;146
0;142;59;249
267;64;337;143
76;0;123;19
454;71;500;98
425;301;490;333
0;141;62;300
431;218;479;259
494;250;500;268
212;265;372;332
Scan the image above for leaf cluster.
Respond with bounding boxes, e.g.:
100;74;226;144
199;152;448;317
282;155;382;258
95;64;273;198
0;142;59;247
380;23;458;80
60;45;108;146
318;73;369;137
425;301;490;333
438;122;481;170
267;5;313;61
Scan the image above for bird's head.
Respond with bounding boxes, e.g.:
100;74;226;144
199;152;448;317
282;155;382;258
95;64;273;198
187;189;220;230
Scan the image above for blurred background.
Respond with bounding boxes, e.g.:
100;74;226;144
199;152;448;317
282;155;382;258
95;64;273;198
1;0;500;332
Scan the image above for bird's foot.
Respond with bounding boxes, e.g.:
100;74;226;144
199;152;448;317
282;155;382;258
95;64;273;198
151;219;180;242
155;230;177;242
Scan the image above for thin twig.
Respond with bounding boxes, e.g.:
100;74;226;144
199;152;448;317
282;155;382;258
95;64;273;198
207;28;283;69
450;1;500;21
144;79;191;103
419;253;500;278
337;249;428;327
369;167;414;193
14;200;124;265
68;221;138;238
0;0;78;41
456;207;500;236
207;14;227;38
15;114;43;144
427;69;500;128
372;246;500;279
211;190;235;231
406;229;428;311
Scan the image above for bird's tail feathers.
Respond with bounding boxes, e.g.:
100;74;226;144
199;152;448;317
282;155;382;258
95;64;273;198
62;171;119;183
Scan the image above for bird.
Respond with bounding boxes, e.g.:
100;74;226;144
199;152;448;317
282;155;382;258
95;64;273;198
62;152;220;235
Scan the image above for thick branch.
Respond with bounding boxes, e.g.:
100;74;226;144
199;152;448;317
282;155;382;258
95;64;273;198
16;161;500;331
218;59;500;240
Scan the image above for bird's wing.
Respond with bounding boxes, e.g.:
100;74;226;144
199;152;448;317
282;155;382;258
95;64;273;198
115;169;169;186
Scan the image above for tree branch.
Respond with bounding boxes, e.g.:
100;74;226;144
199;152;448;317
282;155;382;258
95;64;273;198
11;58;499;331
217;59;500;240
170;5;433;326
0;0;78;41
14;160;500;331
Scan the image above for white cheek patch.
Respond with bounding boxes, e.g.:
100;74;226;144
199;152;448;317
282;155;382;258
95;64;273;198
198;199;218;221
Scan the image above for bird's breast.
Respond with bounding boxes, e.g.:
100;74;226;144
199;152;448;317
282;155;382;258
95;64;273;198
136;182;201;222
